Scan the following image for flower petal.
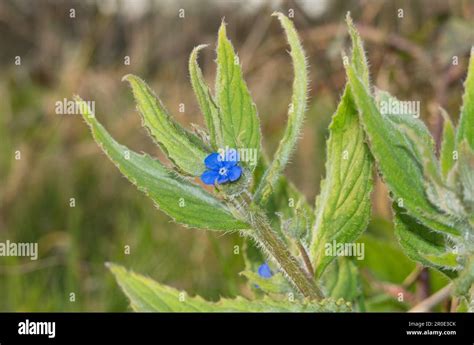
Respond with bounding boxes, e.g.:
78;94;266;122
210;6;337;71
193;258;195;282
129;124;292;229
200;170;219;185
217;173;229;184
204;152;222;170
228;165;242;182
223;160;237;169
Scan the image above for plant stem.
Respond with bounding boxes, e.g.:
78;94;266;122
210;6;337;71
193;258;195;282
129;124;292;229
226;193;323;300
249;207;323;300
402;264;423;288
296;240;315;278
409;284;453;312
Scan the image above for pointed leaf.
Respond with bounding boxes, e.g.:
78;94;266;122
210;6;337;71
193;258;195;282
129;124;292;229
346;64;460;237
108;263;352;312
310;89;373;277
76;96;248;231
346;13;370;87
215;22;261;156
253;13;309;205
189;45;223;148
123;74;208;176
310;19;372;277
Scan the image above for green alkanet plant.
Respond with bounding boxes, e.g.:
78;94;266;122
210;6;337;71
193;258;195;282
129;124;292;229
77;12;473;312
343;26;474;310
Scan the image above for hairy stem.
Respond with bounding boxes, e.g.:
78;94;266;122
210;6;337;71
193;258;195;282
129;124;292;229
226;193;323;299
248;206;323;300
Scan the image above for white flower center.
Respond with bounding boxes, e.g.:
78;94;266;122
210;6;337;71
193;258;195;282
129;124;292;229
218;167;227;176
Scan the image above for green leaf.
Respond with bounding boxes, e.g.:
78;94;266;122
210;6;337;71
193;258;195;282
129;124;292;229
439;109;456;179
374;90;467;220
310;89;372;277
76;96;248;231
310;18;372;277
123;74;208;176
374;89;435;165
346;13;370;87
215;21;261;156
346;64;460;237
458;141;474;213
322;258;359;301
393;209;459;278
456;47;474;150
453;256;474;301
189;45;222;148
108;263;352;312
399;122;467;219
253;155;314;242
253;13;308;205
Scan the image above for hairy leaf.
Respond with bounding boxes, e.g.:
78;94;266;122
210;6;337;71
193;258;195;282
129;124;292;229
310;89;372;277
346;13;370;86
123;74;208;176
108;263;352;312
253;13;308;205
215;21;261;156
453;257;474;301
394;209;459;278
346;64;460;237
189;45;222;148
76;96;248;231
375;90;467;220
456;47;474;150
402;124;466;219
374;89;434;164
310;17;372;277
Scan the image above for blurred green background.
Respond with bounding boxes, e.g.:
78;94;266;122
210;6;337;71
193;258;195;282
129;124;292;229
0;0;472;311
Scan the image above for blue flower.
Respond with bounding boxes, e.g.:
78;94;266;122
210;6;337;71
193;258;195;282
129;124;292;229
200;151;242;185
257;263;273;279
